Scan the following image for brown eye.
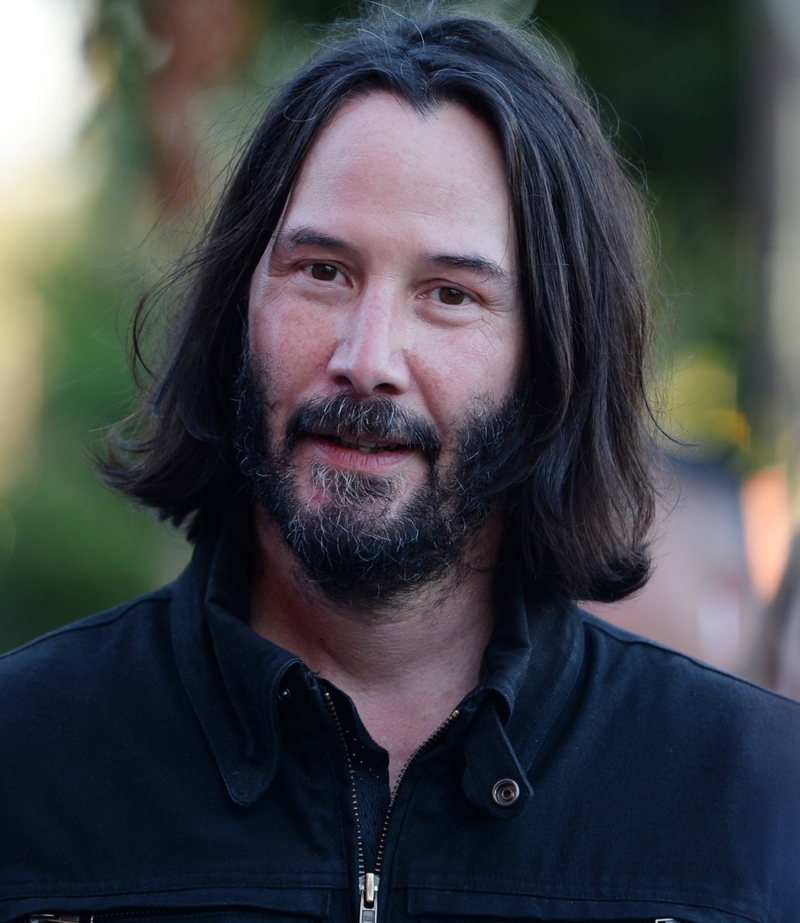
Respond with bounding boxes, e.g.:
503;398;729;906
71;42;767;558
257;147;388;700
437;287;468;306
309;263;340;282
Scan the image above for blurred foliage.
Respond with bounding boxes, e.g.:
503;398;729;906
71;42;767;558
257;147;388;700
0;0;748;651
0;188;188;652
535;0;750;460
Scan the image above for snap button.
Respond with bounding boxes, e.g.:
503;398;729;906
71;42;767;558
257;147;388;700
278;686;292;703
491;778;520;807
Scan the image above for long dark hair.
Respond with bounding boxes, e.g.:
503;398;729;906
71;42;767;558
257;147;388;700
101;11;657;602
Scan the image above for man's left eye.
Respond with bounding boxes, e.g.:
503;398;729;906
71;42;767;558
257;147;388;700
307;263;342;282
434;286;471;306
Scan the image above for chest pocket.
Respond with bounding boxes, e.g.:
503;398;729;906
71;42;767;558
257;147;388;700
24;894;331;923
406;890;714;923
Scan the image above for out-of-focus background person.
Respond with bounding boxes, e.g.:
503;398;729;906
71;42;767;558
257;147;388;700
1;0;799;697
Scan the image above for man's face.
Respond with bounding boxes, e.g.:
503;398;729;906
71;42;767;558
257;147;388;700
245;92;523;603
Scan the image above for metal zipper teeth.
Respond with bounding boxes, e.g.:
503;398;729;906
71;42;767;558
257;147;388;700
373;707;460;876
322;688;459;881
323;689;367;880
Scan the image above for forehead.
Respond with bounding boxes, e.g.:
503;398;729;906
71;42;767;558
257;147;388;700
278;91;514;266
300;90;506;176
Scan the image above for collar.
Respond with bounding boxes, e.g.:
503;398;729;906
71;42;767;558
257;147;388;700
170;526;584;813
460;580;584;817
171;525;300;806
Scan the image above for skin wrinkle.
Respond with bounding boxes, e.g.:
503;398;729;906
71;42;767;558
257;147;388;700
279;226;515;291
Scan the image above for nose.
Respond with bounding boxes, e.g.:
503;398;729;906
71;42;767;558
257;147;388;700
326;290;410;396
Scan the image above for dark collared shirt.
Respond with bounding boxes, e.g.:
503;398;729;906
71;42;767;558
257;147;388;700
1;525;799;923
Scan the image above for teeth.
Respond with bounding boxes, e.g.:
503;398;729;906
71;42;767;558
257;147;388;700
332;435;402;453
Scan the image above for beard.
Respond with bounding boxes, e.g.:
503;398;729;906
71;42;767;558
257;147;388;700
234;354;521;609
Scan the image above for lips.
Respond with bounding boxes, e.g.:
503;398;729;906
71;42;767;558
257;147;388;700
322;433;409;454
283;394;442;465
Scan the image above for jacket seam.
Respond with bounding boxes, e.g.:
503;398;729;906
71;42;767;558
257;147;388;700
581;612;800;706
0;590;173;663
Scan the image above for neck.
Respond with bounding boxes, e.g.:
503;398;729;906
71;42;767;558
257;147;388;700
249;513;501;784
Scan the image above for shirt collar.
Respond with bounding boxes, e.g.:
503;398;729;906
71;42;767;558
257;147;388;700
171;524;300;806
170;526;584;807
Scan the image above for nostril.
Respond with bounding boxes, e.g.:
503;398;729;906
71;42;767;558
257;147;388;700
326;343;409;396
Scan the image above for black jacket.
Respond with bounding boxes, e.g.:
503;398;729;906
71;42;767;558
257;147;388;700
2;527;799;923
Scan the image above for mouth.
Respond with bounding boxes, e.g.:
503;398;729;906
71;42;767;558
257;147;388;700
318;433;410;454
282;394;441;466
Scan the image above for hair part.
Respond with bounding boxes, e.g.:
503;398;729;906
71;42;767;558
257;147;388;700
100;8;658;602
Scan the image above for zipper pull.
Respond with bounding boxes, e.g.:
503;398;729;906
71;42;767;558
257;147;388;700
358;871;379;923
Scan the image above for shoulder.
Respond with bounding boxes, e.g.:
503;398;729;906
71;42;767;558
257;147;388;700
572;607;800;755
0;585;174;690
0;580;209;828
577;605;798;716
505;605;800;919
572;608;800;885
0;586;181;757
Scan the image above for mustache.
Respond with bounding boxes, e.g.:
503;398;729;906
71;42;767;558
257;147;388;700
284;393;442;465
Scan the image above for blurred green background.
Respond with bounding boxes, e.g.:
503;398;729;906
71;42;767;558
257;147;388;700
0;0;780;651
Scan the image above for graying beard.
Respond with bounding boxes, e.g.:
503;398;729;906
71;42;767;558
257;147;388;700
284;464;420;584
308;462;397;507
233;351;522;608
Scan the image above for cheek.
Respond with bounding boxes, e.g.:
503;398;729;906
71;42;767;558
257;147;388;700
482;338;524;396
248;292;335;402
414;324;524;418
483;317;525;398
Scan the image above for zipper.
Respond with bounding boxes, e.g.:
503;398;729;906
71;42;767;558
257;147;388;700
28;912;178;922
28;912;192;922
322;689;459;923
28;917;89;923
26;912;247;923
27;912;232;922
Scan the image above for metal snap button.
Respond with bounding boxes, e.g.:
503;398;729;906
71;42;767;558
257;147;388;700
491;778;520;806
278;686;292;703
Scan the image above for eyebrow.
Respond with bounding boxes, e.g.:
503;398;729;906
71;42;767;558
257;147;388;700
279;225;512;285
280;227;357;254
427;253;512;285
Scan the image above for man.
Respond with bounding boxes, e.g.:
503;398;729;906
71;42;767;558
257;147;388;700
1;12;798;923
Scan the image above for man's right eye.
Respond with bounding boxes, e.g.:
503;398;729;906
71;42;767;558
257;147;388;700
307;263;341;282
